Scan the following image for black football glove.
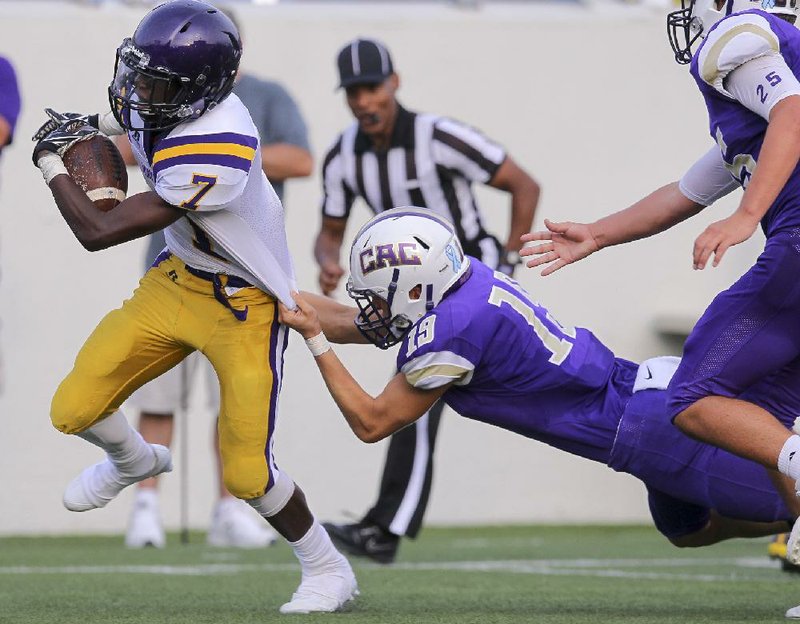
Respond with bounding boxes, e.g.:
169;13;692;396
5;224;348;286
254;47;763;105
31;108;100;144
32;118;98;165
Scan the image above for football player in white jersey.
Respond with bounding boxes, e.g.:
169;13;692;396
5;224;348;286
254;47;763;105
31;1;356;614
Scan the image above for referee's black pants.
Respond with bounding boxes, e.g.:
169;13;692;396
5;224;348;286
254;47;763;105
361;240;503;538
363;399;445;538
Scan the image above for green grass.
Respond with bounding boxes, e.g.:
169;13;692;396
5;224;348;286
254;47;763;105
0;525;795;623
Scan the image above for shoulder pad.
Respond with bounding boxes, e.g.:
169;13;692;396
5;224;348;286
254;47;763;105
698;13;780;91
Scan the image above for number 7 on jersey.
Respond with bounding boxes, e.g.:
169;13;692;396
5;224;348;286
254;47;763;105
180;173;217;209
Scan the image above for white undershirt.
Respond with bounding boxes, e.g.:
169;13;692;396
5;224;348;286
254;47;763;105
679;146;738;206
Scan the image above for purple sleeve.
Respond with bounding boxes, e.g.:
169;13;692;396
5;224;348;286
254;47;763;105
0;57;21;147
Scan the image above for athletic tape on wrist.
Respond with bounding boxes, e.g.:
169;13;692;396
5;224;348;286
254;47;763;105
305;332;331;357
37;153;68;185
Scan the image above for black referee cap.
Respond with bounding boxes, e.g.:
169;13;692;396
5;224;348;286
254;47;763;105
337;38;394;89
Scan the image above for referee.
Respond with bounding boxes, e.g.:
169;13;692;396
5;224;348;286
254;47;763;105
316;38;540;563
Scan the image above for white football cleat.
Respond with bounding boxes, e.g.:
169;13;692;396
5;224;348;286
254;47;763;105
125;491;165;549
207;497;277;548
63;444;173;512
786;515;800;566
787;604;800;619
279;558;359;614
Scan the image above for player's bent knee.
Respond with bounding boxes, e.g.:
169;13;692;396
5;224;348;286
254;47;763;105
671;402;702;432
223;474;264;500
666;518;718;548
222;455;272;500
50;379;106;434
667;382;715;428
668;534;708;548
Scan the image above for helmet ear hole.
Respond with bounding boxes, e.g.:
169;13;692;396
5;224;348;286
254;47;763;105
409;284;423;301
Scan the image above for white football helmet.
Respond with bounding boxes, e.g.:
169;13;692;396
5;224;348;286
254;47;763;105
668;0;797;64
347;207;471;349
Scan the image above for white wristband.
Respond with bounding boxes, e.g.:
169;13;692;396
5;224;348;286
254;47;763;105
37;152;69;185
97;110;125;136
305;332;331;357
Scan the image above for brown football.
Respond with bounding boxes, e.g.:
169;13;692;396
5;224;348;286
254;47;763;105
63;134;128;212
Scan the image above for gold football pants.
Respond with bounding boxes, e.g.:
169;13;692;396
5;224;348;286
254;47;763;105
51;254;287;499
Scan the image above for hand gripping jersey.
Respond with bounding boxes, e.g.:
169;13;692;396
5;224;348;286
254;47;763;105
691;9;800;237
396;260;639;464
127;94;297;305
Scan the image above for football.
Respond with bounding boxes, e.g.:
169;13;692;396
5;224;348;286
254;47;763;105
63;134;128;211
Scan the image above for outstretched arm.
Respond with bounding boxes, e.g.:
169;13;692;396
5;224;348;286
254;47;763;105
297;291;366;344
279;292;448;442
521;181;703;276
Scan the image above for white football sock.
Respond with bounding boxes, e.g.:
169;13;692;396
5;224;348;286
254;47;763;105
77;411;153;474
133;488;160;508
778;435;800;481
290;521;344;575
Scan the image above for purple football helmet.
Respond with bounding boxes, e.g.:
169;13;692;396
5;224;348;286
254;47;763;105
109;0;242;132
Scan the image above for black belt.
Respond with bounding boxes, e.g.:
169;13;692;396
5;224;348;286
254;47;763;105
151;250;251;321
185;264;251;322
184;264;252;290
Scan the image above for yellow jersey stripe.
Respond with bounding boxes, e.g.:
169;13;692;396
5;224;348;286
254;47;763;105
153;142;256;165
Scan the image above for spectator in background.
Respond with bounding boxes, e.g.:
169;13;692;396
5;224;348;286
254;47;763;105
315;38;540;563
0;57;20;153
123;7;313;549
0;55;21;396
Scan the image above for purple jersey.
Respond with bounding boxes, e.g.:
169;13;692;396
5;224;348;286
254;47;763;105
393;259;794;535
690;10;800;237
396;259;638;464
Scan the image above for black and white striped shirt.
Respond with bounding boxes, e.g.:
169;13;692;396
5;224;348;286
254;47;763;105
320;105;506;267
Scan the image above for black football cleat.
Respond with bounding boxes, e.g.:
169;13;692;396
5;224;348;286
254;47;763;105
323;521;399;564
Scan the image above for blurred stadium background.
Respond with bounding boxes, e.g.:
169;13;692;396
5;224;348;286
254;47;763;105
0;0;768;541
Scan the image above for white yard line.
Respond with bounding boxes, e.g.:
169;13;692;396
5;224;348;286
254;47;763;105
0;556;786;583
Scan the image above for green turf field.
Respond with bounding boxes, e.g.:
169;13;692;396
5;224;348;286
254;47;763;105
0;525;796;623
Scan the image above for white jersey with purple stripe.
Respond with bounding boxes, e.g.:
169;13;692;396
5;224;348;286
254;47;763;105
690;9;800;236
127;94;297;305
395;260;638;463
